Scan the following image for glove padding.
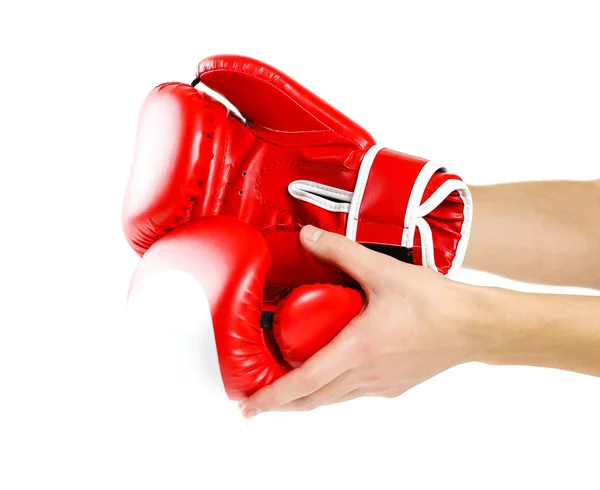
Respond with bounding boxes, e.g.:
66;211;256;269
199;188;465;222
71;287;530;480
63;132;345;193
128;217;364;400
123;55;472;290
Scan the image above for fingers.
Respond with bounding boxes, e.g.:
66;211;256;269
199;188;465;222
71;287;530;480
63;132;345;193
275;369;360;412
300;225;395;289
328;383;418;406
246;379;420;414
327;387;373;405
238;322;364;418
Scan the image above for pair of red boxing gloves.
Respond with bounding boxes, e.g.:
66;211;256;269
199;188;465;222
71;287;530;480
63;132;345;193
122;55;472;400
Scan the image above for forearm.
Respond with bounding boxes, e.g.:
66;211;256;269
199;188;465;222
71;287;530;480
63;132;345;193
464;180;600;288
466;286;600;377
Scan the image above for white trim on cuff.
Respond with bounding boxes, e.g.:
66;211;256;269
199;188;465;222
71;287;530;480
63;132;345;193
401;160;447;249
445;184;472;279
415;217;436;270
286;146;473;278
412;178;472;278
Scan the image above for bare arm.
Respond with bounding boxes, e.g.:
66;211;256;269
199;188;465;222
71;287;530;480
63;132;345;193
472;287;600;377
464;180;600;288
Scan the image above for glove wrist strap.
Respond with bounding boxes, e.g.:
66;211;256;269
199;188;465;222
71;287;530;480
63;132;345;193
287;146;473;277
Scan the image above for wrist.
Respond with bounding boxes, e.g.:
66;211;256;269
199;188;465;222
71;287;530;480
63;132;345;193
458;285;556;367
447;280;600;376
451;283;523;365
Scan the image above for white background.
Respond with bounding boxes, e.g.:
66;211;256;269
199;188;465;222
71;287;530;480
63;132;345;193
1;1;600;489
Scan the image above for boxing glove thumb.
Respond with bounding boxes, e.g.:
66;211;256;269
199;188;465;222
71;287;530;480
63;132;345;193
273;285;364;368
126;216;365;399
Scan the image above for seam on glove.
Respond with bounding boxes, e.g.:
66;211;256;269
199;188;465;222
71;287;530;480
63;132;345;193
248;125;349;147
346;145;383;241
211;120;233;215
354;218;405;228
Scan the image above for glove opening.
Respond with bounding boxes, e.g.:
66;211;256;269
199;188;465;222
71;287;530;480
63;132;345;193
362;243;414;264
259;316;293;371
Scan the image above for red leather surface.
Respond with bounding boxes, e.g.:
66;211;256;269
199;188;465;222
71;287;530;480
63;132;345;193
129;217;289;400
197;54;374;147
129;217;366;399
123;83;229;255
415;173;465;275
122;55;470;398
355;149;428;246
123;55;468;286
123;84;365;287
355;149;465;274
273;285;364;367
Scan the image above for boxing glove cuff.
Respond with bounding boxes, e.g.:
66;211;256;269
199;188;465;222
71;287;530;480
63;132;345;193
288;145;472;278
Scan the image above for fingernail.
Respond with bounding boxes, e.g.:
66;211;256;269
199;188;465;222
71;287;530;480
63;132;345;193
242;408;261;419
303;225;323;243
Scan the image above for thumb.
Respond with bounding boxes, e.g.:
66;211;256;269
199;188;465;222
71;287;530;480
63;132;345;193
300;225;388;286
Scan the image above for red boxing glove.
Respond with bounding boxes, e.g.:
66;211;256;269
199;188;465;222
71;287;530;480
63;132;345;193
122;55;472;290
127;217;363;400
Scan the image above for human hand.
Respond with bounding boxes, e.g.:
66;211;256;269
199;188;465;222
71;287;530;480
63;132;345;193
239;225;483;417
